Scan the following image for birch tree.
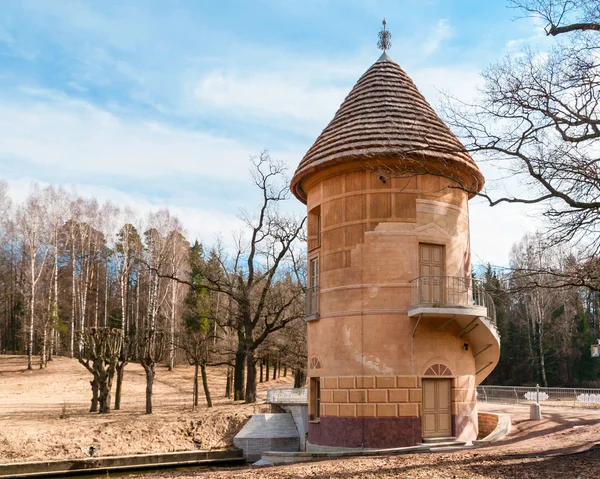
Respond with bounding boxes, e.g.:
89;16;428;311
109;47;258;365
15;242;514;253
113;220;142;410
16;187;50;370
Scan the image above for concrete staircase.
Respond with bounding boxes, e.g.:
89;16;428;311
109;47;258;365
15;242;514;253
233;413;300;462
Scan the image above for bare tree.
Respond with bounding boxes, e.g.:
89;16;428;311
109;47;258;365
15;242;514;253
16;187;50;370
177;328;214;409
442;0;600;255
510;233;570;386
148;153;307;403
42;186;69;365
165;230;189;371
137;328;166;414
113;220;142;410
77;327;122;413
367;1;600;291
204;152;306;403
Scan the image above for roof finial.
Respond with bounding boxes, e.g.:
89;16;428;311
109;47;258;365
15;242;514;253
377;18;391;52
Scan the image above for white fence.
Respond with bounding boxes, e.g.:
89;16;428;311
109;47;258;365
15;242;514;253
477;385;600;408
266;388;308;404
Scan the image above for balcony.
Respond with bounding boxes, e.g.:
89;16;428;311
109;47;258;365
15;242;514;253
409;275;496;324
409;275;500;385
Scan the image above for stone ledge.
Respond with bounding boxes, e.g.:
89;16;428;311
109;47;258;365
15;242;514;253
257;445;430;465
0;450;244;478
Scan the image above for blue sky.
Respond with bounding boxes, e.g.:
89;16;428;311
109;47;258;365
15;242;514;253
0;0;550;265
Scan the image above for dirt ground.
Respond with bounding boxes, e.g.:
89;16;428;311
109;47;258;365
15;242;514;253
2;355;600;477
132;401;600;479
0;355;293;463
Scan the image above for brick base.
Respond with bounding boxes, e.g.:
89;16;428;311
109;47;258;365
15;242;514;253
308;416;421;448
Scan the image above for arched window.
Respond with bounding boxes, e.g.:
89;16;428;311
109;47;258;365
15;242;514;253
423;363;452;376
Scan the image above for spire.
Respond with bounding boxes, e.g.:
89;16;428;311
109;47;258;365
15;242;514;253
377;18;391;52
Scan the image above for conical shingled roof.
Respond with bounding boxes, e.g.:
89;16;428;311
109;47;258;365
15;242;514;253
291;53;484;203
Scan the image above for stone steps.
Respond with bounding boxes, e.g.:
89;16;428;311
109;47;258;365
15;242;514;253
418;437;467;449
421;437;458;444
233;413;300;462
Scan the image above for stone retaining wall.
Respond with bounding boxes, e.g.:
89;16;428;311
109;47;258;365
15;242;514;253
477;412;499;439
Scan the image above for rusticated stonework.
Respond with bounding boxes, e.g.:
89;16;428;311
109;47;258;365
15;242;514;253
309;416;421;449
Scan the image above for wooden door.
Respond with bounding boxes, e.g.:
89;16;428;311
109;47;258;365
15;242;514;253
422;379;452;438
419;244;445;303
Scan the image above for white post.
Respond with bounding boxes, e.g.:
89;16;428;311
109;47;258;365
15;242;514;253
530;383;542;420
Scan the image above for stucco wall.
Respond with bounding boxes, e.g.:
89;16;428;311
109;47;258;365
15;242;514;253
304;167;478;446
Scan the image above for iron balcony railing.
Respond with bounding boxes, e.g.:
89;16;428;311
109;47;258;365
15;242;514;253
410;275;496;325
305;285;319;317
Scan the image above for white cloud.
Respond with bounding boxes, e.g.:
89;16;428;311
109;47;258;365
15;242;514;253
504;16;551;54
0;92;260;181
194;71;348;127
470;201;539;268
411;65;483;103
423;19;454;56
0;50;529;266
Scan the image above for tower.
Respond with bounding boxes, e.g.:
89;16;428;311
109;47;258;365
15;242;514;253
291;23;500;449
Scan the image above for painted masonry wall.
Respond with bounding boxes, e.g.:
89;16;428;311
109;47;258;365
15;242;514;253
305;166;478;448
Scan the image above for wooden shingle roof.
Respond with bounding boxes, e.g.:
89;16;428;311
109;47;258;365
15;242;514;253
291;53;484;203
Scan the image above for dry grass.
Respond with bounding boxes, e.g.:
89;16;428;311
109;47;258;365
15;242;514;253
0;355;292;463
3;355;600;477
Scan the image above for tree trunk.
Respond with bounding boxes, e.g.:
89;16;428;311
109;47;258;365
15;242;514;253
40;326;47;369
49;329;54;361
144;363;155;414
233;349;246;401
225;366;232;398
272;358;277;380
294;367;306;388
98;370;112;414
50;243;59;362
114;361;127;410
94;263;99;328
200;363;212;408
244;352;257;404
70;241;76;359
259;360;263;383
283;365;287;377
265;356;269;382
169;278;176;371
135;273;140;334
90;376;99;413
104;265;109;328
27;255;35;371
537;320;548;387
193;363;199;408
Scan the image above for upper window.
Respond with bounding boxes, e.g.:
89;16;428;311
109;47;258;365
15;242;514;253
307;256;320;316
308;206;321;251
